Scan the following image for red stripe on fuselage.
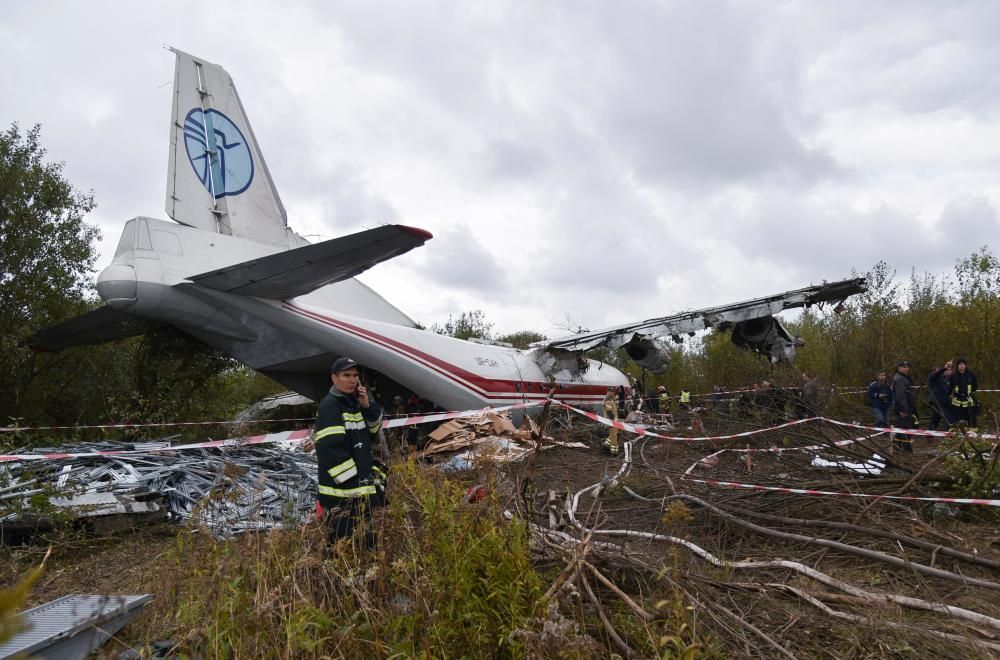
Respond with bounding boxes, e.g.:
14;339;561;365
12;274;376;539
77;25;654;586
283;303;612;401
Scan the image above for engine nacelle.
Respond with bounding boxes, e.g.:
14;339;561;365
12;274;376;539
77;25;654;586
730;316;802;362
623;336;672;374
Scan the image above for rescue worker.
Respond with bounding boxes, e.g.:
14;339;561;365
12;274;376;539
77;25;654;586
389;394;406;417
797;372;820;419
602;387;621;456
658;385;670;414
388;394;409;448
679;389;691;410
315;357;386;545
926;362;953;431
892;360;916;452
949;358;979;430
866;370;893;428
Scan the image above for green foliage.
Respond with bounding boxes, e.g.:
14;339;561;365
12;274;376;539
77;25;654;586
382;461;544;656
496;329;547;349
0;124;282;436
941;431;1000;498
0;123;99;422
431;309;495;341
0;553;47;644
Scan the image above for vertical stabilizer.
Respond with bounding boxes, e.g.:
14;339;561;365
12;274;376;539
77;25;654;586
166;48;291;246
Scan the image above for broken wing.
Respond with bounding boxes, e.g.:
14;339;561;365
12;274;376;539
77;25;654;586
533;278;866;372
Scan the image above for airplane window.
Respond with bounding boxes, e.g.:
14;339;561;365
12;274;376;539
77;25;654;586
114;221;135;256
153;230;183;256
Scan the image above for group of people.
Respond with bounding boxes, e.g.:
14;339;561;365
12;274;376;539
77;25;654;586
725;373;822;422
868;358;981;450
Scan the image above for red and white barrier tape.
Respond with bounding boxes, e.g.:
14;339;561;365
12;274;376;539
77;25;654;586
0;417;317;433
0;401;545;462
562;403;1000;506
680;476;1000;507
381;400;543;429
681;432;880;477
552;401;820;441
0;429;314;462
4;398;998;507
0;399;553;433
819;417;998;440
556;400;999;442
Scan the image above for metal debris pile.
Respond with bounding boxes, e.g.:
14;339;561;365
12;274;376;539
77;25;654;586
0;441;317;538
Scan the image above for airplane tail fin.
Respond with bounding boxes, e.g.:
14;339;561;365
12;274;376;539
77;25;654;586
166;48;292;246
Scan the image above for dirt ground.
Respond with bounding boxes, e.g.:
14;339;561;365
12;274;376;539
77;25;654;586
4;403;1000;658
508;404;1000;658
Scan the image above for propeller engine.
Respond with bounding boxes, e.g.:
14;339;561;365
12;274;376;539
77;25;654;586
623;336;672;374
730;316;803;362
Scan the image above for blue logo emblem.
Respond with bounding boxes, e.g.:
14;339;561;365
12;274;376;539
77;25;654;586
183;108;254;198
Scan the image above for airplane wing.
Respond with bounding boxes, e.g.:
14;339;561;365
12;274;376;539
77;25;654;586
533;278;866;373
27;305;149;352
188;224;433;299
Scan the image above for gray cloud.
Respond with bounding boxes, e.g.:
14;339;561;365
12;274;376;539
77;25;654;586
2;1;999;338
417;225;507;292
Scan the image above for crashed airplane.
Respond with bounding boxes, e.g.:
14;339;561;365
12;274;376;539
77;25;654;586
30;49;866;410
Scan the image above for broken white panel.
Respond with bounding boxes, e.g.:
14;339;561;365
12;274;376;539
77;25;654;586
810;453;885;476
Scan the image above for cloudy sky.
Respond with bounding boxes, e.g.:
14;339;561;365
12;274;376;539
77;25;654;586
3;1;999;336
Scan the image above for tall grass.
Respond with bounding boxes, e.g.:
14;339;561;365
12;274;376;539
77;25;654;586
143;461;547;657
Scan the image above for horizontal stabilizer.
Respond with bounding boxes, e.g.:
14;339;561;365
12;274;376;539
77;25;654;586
27;306;148;352
188;224;432;299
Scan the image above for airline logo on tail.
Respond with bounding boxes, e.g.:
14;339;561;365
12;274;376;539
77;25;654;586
183;108;254;198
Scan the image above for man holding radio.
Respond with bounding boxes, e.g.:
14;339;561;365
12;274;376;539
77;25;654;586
314;357;386;544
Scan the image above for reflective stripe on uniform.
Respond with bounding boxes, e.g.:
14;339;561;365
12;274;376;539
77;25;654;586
341;411;366;430
316;425;345;439
367;419;382;433
328;458;358;483
318;483;377;498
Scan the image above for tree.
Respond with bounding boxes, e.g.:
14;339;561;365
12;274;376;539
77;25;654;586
0;123;99;421
431;310;495;341
496;330;546;349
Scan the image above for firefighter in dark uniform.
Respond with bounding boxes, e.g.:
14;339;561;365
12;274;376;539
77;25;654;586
949;357;979;430
892;360;916;452
315;357;386;545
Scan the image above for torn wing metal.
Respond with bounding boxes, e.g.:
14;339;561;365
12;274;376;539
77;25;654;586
532;277;866;372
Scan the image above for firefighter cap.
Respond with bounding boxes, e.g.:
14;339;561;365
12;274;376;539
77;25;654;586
331;357;360;373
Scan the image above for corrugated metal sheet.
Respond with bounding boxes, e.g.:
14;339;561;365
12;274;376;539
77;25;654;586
0;593;153;659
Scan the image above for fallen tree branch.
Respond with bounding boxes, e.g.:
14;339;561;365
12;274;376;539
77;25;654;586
580;572;632;657
711;502;1000;570
620;488;1000;592
563;475;1000;631
770;582;1000;653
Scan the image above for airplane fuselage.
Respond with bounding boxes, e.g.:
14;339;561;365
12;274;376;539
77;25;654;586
98;217;628;409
